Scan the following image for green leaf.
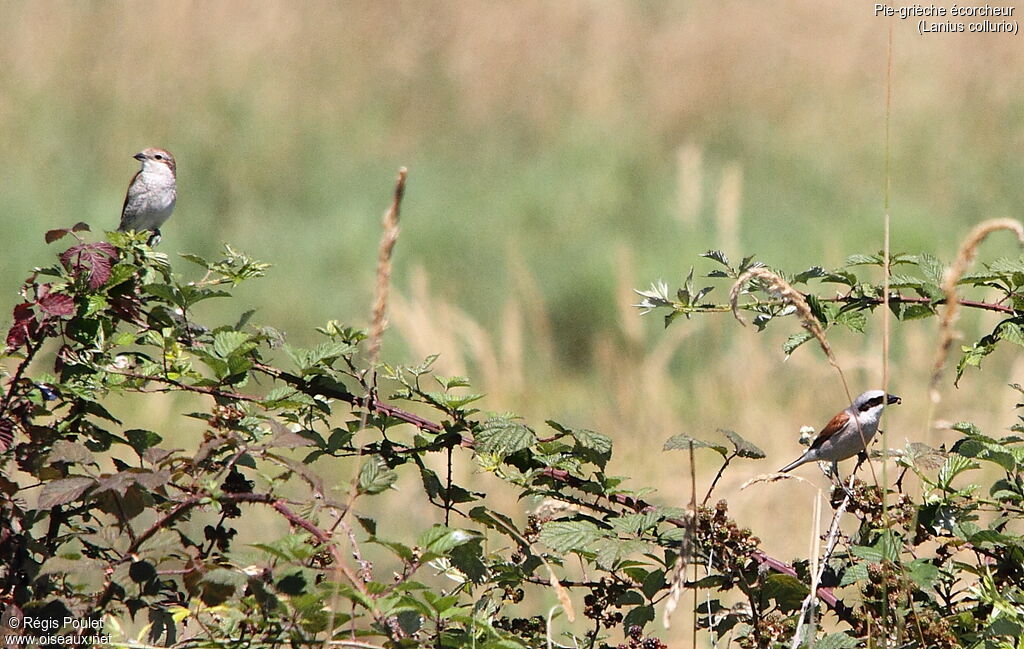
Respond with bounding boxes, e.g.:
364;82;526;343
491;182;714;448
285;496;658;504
906;559;941;589
701;250;731;268
999;322;1024;348
720;429;765;459
662;434;727;457
358;456;397;495
37;477;95;508
538;520;602;553
793;266;827;283
212;330;254;359
199;568;245;606
850;532;900;563
622;604;655;630
888;273;925;289
143;283;179;304
845;253;880;266
762;573;808;612
900;303;935;320
783;331;814;356
938;453;979;489
474;417;536;458
125;429;163;456
918;252;946;284
592;538;648;569
813;632;861;649
835;308;867;333
417;525;477;555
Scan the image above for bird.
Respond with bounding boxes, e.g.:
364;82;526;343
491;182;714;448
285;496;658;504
779;390;901;477
117;147;177;245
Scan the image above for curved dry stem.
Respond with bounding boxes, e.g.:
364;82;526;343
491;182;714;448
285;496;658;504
730;268;852;401
929;218;1024;403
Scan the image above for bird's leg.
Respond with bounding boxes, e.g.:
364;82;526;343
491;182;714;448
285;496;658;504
147;229;162;247
853;450;868;475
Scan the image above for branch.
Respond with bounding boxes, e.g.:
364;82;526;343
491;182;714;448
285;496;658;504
94;491;332;609
831;293;1015;315
251;362;855;622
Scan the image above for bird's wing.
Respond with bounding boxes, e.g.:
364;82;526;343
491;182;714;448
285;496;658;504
117;170;142;230
809;410;850;450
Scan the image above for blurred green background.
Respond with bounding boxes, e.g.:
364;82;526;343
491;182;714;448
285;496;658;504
3;0;1024;632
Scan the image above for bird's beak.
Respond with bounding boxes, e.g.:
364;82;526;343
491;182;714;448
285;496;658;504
133;152;146;161
887;394;902;405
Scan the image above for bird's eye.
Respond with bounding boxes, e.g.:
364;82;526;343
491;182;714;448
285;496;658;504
154;154;164;160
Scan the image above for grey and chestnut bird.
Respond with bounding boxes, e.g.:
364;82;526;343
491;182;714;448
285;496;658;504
117;148;177;244
779;390;901;476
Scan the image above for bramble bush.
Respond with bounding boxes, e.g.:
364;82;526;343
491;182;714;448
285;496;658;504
1;214;1024;648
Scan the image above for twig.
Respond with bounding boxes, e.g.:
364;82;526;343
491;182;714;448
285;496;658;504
95;491;332;609
791;474;853;648
252;362;854;622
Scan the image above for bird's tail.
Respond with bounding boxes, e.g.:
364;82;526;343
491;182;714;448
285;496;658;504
778;454;811;473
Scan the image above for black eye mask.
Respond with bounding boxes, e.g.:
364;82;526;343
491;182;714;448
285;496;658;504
859;396;885;412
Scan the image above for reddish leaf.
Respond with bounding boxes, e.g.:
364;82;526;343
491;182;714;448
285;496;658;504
37;293;75;317
60;242;118;290
37;476;95;508
6;302;37;350
0;420;12;451
44;223;91;244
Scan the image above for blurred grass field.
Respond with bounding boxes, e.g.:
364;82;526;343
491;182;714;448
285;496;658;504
3;1;1024;641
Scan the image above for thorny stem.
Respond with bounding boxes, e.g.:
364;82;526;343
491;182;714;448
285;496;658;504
0;337;42;421
251;359;857;623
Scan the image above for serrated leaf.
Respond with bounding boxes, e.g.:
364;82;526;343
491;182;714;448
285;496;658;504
538;520;602;553
835;308;867;333
814;632;861;649
212;331;253;359
592;537;648;569
888;274;925;289
999;322;1024;348
125;429;163;456
474;417;536;457
720;429;765;459
179;253;210;268
358;456;397;495
939;453;979;489
918;253;946;284
38;477;95;508
47;440;95;465
762;573;807;612
793;266;827;284
783;331;814;356
845;253;880;266
417;525;476;555
900;303;935;320
701;250;731;268
663;434;727;457
906;559;941;589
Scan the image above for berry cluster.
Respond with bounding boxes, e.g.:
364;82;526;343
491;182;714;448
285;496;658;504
583;577;628;628
607;624;666;649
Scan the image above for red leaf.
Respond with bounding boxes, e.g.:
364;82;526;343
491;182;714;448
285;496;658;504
45;228;71;244
6;302;37;350
45;222;91;244
0;420;12;451
37;293;75;317
60;242;118;290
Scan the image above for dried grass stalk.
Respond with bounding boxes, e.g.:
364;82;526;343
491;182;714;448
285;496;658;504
661;508;696;629
368;168;409;366
929;218;1024;402
730;268;838;371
